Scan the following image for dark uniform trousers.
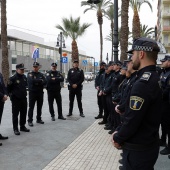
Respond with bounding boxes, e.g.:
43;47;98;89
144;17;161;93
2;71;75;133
0;101;4;124
102;95;109;123
28;92;43;122
97;91;103;116
122;145;159;170
106;94;113;124
161;101;170;146
113;103;121;129
69;88;83;114
48;91;62;117
12;96;27;130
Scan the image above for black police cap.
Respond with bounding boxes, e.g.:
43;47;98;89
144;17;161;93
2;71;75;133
100;61;106;66
121;61;128;70
33;62;41;67
114;60;122;66
51;63;57;67
108;61;115;66
73;60;79;63
124;54;133;62
16;63;26;69
127;37;160;54
160;54;170;62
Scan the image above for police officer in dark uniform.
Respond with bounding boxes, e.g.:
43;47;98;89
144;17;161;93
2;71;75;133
98;63;114;125
46;63;66;121
0;73;8;143
115;54;137;115
159;54;170;155
94;61;106;119
108;60;125;134
27;62;46;126
7;64;30;135
112;37;162;170
67;60;85;117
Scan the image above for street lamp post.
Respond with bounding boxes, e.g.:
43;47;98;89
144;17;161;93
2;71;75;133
106;53;109;64
56;32;66;73
113;0;119;62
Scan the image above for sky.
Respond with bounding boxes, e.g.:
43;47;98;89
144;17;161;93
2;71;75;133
6;0;158;62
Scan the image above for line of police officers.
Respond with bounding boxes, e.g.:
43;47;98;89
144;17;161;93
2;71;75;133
0;60;84;143
95;37;170;169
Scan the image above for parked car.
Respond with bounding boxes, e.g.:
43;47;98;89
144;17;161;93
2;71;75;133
84;72;93;81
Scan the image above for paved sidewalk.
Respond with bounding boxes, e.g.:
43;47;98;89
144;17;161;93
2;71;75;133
43;120;121;170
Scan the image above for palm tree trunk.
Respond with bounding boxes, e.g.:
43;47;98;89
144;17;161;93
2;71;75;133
71;40;79;61
99;24;103;62
1;0;9;85
120;0;129;62
132;7;140;40
111;22;114;61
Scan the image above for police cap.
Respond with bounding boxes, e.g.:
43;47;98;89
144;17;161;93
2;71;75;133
127;37;160;54
33;62;41;67
160;54;170;62
51;63;57;67
73;60;79;63
114;60;122;66
124;54;133;62
100;61;106;66
108;61;115;66
121;61;128;70
16;63;26;70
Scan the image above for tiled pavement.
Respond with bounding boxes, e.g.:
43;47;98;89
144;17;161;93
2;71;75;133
0;82;170;170
43;120;121;170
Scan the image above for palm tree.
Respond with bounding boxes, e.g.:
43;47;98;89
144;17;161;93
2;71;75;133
130;0;152;40
104;4;114;60
1;0;9;85
120;0;130;62
56;16;91;61
81;0;112;62
140;24;155;37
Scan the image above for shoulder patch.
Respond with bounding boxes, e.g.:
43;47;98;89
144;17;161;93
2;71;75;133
46;73;50;76
130;96;144;110
140;72;151;81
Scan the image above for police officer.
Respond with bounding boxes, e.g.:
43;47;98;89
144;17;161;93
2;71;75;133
46;63;66;121
67;60;85;117
159;54;170;155
112;37;162;169
27;62;46;126
94;61;106;119
7;64;30;135
98;63;114;125
0;72;8;143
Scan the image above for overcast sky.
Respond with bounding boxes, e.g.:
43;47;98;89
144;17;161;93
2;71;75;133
7;0;157;62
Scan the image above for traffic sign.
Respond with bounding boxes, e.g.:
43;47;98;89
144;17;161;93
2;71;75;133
82;60;88;66
94;62;98;66
62;57;68;63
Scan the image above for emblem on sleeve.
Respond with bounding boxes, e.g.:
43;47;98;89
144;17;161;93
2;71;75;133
140;72;151;81
130;96;144;110
46;73;49;76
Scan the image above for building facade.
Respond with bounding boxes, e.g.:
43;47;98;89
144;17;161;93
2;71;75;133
157;0;170;53
0;29;96;76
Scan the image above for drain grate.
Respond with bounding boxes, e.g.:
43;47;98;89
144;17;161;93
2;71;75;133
66;116;80;121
